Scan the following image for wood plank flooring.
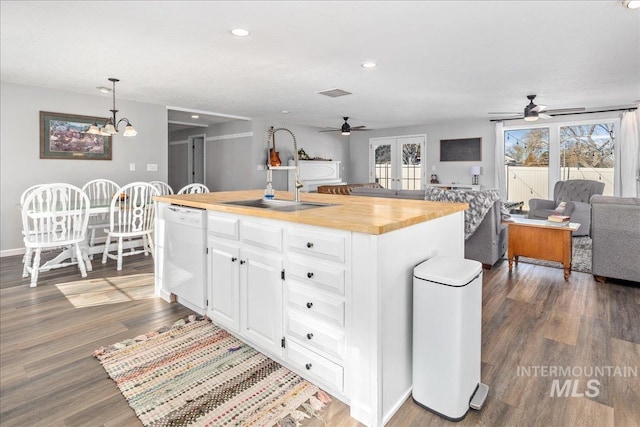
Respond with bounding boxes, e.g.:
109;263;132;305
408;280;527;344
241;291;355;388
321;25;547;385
1;253;638;426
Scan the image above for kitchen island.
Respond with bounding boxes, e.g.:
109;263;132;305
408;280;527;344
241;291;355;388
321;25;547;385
154;190;467;427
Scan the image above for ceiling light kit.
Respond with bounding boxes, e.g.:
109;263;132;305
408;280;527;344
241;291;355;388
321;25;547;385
319;117;369;135
191;115;199;119
622;0;640;9
230;28;250;37
362;62;377;68
87;78;137;137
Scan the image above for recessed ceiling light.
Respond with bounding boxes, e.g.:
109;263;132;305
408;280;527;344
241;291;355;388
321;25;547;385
623;0;640;9
230;28;250;37
281;110;290;114
361;62;377;68
191;115;200;119
96;86;111;93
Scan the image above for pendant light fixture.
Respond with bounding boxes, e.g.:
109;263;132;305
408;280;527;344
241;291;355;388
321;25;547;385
87;78;137;137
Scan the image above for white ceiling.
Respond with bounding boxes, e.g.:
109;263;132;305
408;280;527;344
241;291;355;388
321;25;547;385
1;1;638;131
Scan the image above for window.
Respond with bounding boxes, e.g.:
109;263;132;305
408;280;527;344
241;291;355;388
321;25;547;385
559;124;614;195
505;128;550;205
370;135;426;190
504;119;617;211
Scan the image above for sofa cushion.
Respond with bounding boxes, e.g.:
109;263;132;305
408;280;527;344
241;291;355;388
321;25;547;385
396;189;427;200
350;187;397;197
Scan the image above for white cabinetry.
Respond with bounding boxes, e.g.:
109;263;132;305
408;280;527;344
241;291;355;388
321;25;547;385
284;224;349;394
207;211;284;358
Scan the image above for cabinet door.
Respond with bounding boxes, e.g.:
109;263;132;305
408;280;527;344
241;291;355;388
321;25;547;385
208;241;240;332
241;246;283;357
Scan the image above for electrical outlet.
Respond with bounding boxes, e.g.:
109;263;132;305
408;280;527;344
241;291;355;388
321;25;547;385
257;164;266;170
432;165;436;171
147;163;158;171
129;163;136;171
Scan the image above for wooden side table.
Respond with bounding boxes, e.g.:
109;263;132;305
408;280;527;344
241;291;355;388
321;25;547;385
506;218;580;280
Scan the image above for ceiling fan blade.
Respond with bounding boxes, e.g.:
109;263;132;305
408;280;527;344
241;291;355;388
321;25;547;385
488;112;520;115
539;113;552;119
531;104;547;112
350;125;367;130
319;129;340;132
352;128;371;131
545;107;586;114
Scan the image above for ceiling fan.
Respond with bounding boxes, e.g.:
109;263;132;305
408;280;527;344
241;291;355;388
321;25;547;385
489;95;585;121
319;117;369;135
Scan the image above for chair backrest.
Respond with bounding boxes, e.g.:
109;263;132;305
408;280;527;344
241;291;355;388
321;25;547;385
20;184;44;207
149;181;174;195
177;183;210;194
82;179;120;203
21;183;90;245
108;182;159;234
553;179;606;204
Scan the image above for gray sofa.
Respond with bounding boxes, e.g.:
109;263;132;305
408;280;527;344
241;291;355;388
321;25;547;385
349;187;508;268
590;195;640;283
528;179;605;237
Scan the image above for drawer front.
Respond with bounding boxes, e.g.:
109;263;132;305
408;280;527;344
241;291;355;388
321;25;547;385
287;255;345;295
207;213;239;241
287;227;345;262
242;221;282;252
287;283;344;327
287;311;346;360
286;340;343;392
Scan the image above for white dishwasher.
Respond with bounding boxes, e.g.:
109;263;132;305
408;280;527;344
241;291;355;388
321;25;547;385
163;205;206;312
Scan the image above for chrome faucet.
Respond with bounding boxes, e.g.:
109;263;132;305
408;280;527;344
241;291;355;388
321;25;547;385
268;126;304;202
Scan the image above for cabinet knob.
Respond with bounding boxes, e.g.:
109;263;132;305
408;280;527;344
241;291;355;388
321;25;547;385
305;363;312;370
306;333;314;340
231;257;237;262
306;242;314;248
306;302;313;309
307;272;314;279
240;260;246;265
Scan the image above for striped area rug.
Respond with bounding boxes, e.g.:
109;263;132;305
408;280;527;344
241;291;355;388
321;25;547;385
94;317;330;426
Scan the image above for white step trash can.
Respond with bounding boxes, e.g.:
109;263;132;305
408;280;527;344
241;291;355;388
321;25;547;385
412;256;489;421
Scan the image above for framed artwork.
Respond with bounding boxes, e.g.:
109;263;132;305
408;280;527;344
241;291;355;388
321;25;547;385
40;111;112;160
440;137;482;162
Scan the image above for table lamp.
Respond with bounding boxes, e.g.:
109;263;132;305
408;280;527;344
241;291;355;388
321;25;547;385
471;166;481;185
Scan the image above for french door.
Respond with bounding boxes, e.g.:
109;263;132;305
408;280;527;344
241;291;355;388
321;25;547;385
369;135;426;190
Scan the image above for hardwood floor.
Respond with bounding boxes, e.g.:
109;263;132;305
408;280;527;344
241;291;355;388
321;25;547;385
1;253;638;426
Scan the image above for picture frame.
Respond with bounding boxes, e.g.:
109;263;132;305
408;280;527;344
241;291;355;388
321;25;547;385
440;137;482;162
40;111;112;160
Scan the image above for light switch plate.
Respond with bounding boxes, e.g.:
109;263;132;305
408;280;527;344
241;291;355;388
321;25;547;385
147;163;158;171
129;163;136;171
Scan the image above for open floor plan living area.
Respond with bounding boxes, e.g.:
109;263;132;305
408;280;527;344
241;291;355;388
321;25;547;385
1;1;639;426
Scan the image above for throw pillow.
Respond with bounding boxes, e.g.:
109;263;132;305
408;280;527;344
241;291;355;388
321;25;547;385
554;201;567;214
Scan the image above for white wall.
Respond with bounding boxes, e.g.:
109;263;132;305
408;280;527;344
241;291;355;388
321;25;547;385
169;119;349;193
0;82;168;254
348;119;496;187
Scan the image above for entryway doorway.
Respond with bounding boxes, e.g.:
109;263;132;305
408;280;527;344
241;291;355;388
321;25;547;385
188;134;205;185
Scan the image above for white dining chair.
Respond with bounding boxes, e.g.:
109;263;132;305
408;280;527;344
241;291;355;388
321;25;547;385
177;183;209;194
102;182;159;271
21;183;92;287
150;181;174;195
82;179;120;257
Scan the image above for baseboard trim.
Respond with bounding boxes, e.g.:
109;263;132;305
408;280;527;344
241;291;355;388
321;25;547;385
1;248;25;258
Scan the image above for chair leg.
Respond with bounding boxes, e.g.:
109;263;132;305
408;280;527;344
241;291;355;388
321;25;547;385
30;248;42;287
89;229;96;260
75;243;88;278
23;248;32;278
147;232;155;258
102;233;112;264
117;237;124;271
82;246;93;272
142;235;149;256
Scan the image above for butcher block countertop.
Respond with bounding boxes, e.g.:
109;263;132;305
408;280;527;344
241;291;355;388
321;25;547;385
155;190;467;235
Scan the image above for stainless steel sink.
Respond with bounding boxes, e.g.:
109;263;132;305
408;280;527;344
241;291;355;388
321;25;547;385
222;199;335;212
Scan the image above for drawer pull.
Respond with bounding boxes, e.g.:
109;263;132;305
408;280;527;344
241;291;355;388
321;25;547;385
306;242;314;248
231;257;237;262
305;363;312;370
306;302;313;309
306;333;314;340
307;272;314;279
240;260;246;265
